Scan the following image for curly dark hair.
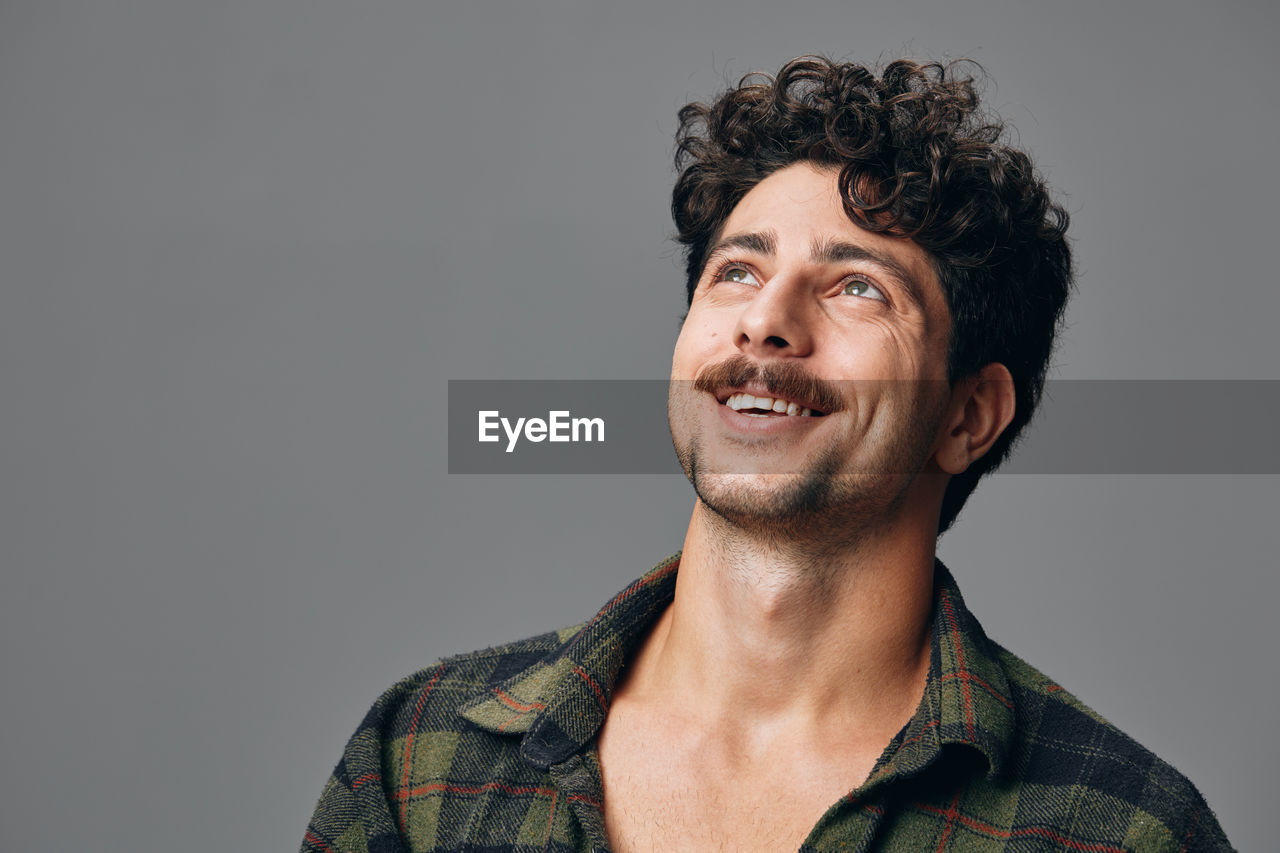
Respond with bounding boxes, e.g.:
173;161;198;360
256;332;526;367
672;56;1073;533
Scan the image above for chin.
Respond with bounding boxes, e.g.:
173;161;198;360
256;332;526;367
685;445;875;533
670;399;936;540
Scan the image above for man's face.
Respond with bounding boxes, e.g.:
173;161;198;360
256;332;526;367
667;162;956;538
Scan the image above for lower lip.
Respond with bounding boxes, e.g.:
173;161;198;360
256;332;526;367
715;400;825;435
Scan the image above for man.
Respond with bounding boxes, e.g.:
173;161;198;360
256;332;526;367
302;57;1231;852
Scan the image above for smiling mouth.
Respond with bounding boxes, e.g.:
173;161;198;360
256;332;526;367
722;392;826;418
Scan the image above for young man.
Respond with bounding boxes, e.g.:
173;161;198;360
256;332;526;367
302;58;1231;852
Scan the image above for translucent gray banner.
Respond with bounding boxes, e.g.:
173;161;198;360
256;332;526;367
448;380;1280;475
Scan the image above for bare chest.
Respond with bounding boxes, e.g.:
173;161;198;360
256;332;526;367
596;712;880;853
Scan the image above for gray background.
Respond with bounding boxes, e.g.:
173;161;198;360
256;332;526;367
2;1;1275;850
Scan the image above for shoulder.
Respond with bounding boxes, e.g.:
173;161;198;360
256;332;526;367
992;643;1232;852
356;626;579;745
302;628;577;852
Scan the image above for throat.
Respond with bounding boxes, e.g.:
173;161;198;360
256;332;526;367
660;516;938;719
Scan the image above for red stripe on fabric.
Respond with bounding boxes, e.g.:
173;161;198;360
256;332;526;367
569;794;604;810
939;589;976;740
494;688;546;713
597;560;679;620
887;715;942;758
545;790;559;844
393;780;557;800
902;718;940;746
914;802;1129;853
398;664;447;828
304;831;337;853
1046;683;1064;692
859;719;942;791
940;671;1014;710
350;772;380;789
573;664;609;712
933;791;962;852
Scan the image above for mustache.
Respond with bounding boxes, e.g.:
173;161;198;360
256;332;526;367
692;354;846;414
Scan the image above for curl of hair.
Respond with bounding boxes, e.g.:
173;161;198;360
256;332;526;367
672;57;1074;533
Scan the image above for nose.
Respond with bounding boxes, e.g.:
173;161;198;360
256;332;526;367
732;274;814;358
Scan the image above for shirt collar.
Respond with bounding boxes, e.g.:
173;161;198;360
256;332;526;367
865;560;1015;784
457;553;1014;780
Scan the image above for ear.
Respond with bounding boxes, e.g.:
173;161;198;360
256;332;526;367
935;363;1016;475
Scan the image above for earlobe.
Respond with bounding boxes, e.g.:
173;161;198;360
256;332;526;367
936;363;1016;475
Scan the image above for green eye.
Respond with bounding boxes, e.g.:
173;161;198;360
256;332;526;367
719;266;759;285
844;279;886;301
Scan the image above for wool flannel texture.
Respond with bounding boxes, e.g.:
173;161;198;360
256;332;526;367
302;554;1232;852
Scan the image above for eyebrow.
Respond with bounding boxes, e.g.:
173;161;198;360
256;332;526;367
705;229;928;309
708;230;778;258
809;236;927;309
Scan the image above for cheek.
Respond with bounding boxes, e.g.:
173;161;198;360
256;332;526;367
671;312;726;380
829;322;909;378
861;321;937;380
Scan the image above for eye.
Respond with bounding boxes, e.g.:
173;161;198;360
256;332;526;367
843;278;887;301
717;265;761;286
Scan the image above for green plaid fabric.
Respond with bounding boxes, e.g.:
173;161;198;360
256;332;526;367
302;553;1231;852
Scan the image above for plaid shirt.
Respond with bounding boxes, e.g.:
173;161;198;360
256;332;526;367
302;554;1231;852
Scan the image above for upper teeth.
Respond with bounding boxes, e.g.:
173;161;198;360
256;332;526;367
726;393;812;417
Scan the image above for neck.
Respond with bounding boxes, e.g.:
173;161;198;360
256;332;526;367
627;498;938;735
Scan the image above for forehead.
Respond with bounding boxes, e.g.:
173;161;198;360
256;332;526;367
717;162;944;305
